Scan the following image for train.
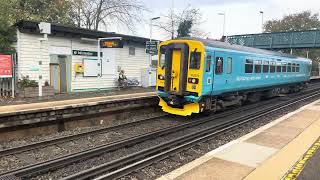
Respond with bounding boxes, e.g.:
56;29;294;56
156;37;312;116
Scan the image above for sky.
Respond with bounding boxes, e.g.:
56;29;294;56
111;0;320;40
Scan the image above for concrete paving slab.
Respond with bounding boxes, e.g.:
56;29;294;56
263;124;304;139
245;131;292;149
213;142;278;167
176;157;254;180
278;115;317;129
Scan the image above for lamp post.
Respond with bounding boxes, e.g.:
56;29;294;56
218;13;226;37
260;11;264;33
149;16;160;68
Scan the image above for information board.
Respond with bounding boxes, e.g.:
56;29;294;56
0;55;12;78
83;58;101;77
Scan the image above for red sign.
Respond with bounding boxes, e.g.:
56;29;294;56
0;55;12;77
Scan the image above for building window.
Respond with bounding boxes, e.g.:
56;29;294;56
190;52;201;69
263;61;269;73
254;60;262;73
227;57;232;74
206;55;211;72
129;47;135;56
288;63;292;72
282;63;287;72
245;59;253;73
215;57;223;74
270;61;276;73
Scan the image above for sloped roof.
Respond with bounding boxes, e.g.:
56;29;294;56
16;20;152;44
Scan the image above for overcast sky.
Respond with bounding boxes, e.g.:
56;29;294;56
112;0;320;40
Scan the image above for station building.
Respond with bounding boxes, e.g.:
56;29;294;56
15;20;156;93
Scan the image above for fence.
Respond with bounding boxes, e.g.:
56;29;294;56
0;78;12;97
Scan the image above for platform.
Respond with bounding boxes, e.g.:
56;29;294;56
0;91;156;116
158;99;320;180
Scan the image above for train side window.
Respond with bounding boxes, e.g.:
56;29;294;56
263;61;269;73
292;63;296;72
215;57;223;74
288;63;292;72
276;62;282;72
282;63;287;72
159;46;166;68
297;64;300;72
254;60;262;73
227;57;232;74
245;59;253;73
206;55;211;72
270;61;276;73
190;52;201;69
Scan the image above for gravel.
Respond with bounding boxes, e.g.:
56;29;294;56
0;112;181;173
124;94;320;180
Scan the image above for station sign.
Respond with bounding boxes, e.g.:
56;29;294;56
146;41;158;55
0;55;12;78
100;39;124;48
72;50;102;57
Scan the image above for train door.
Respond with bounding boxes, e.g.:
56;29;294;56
202;52;213;95
214;51;227;93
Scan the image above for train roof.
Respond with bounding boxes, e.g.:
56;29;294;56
181;37;307;60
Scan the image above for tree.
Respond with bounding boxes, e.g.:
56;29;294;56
14;0;75;25
70;0;146;31
264;11;320;74
264;11;320;32
0;0;16;54
177;20;192;37
156;6;206;39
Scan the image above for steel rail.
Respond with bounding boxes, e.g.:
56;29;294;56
1;85;320;180
0;114;169;157
64;90;320;180
0;95;281;179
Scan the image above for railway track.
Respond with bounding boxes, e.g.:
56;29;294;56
1;83;320;179
62;88;320;180
0;95;283;179
0;114;169;157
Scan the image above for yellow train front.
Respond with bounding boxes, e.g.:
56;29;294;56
156;39;206;116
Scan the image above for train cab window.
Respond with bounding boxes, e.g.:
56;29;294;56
159;46;166;68
282;63;287;72
263;61;269;73
254;60;262;73
270;61;276;73
297;64;300;72
190;52;201;69
288;63;292;72
227;57;232;74
215;57;223;74
206;55;211;72
245;59;253;73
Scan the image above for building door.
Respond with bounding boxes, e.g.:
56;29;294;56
50;64;60;93
58;55;68;93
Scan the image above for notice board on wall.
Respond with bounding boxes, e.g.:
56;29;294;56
0;55;12;78
83;58;101;77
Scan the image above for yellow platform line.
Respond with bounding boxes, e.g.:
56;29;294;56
284;137;320;180
244;116;320;180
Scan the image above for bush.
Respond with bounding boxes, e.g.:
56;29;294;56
18;76;38;89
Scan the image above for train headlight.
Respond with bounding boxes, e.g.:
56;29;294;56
158;75;165;80
188;78;199;84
